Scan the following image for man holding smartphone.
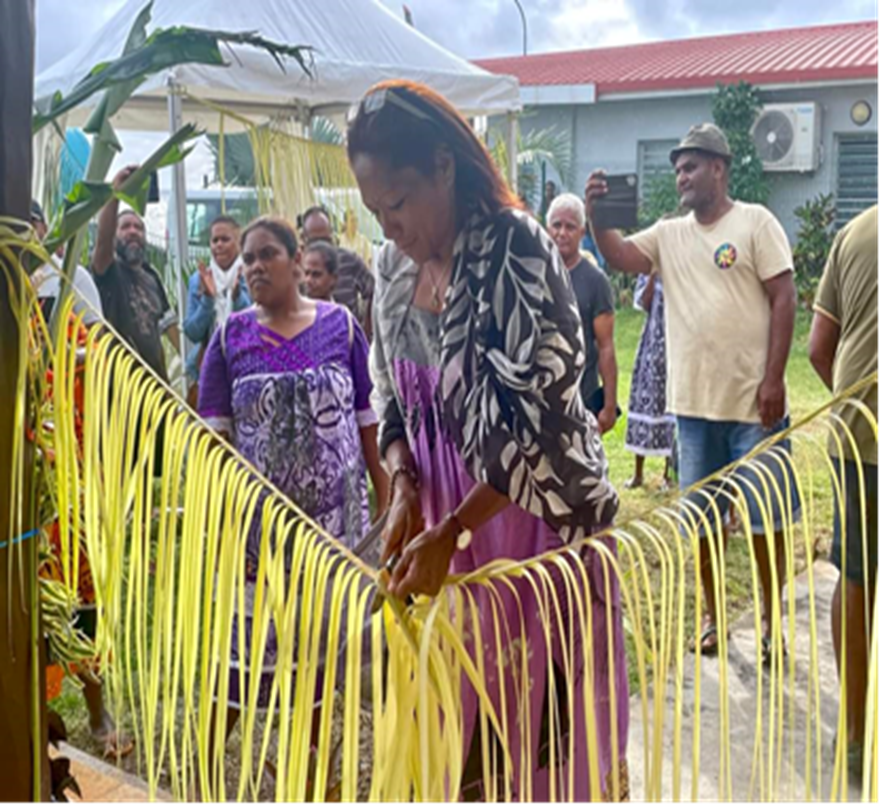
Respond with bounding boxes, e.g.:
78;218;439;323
585;123;798;661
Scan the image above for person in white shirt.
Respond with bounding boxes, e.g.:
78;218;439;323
30;199;103;324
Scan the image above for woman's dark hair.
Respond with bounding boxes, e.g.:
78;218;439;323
346;80;521;219
240;216;298;257
304;239;338;275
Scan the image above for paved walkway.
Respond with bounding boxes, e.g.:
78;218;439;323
56;559;870;802
55;742;168;802
628;559;868;801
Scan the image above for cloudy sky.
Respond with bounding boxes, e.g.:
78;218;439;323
35;0;876;70
33;0;876;191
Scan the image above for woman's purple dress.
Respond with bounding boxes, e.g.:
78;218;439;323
198;302;376;707
371;209;629;800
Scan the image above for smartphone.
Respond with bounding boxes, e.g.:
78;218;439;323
593;173;639;229
148;171;160;204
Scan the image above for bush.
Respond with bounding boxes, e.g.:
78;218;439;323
792;193;836;308
712;82;770;206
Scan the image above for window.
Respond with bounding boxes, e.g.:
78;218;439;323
637;139;678;202
836;133;878;228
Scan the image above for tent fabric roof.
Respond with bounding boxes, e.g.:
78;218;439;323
35;0;520;131
474;21;877;97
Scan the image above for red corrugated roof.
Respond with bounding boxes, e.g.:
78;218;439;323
473;21;878;97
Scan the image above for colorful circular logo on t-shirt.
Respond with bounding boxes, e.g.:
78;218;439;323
714;242;738;269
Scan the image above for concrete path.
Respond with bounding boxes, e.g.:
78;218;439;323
627;559;868;801
54;742;169;802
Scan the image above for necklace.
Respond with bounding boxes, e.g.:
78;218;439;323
423;257;452;311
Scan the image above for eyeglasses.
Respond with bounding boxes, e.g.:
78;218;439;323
348;86;436;127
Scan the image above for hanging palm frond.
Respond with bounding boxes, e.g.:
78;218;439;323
4;215;878;801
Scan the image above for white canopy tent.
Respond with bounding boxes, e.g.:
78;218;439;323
34;0;521;127
35;0;521;390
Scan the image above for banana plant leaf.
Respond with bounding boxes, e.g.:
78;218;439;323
33;1;313;133
43;123;200;255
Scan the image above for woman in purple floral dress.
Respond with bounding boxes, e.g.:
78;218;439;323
198;216;387;729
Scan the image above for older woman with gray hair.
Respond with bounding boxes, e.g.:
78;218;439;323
547;192;619;433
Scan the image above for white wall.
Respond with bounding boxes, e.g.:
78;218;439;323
512;81;878;239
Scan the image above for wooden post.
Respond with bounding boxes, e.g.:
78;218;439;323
0;0;43;800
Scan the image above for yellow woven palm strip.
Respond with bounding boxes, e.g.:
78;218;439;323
543;551;594;802
0;222;38;560
56;301;86;597
728;468;782;801
456;584;498;801
380;603;418;798
481;581;519;802
170;427;213;799
865;586;879;802
13;223;880;804
429;609;515;793
157;413;201;795
611;525;661;793
626;518;675;798
267;511;312;800
791;430;825;801
153;407;187;783
286;529;333;800
191;431;240;799
49;295;71;591
3;243;394;796
818;410;873;802
312;562;358;799
653;506;696;800
514;564;558;800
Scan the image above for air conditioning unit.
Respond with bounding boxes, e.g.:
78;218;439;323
751;103;821;172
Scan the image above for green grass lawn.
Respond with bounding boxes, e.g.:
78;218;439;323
604;307;831;519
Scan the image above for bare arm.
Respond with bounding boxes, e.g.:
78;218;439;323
809;309;840;392
593;312;618;433
359;423;389;519
92;165;138;276
584;170;653;276
757;270;797;427
388;480;509;599
380;438;424;563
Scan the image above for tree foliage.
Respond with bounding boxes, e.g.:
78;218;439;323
712;81;769;205
792;192;836;307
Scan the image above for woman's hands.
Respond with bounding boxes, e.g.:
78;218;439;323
380;472;424;566
387;515;458;599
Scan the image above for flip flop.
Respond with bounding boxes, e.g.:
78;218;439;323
101;730;134;760
690;623;723;656
760;634;788;668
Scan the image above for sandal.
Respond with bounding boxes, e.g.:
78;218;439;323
760;634;788;668
690;622;726;656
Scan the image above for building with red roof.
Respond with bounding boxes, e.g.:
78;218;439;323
475;21;877;235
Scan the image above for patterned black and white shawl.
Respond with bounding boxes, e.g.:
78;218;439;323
371;207;618;542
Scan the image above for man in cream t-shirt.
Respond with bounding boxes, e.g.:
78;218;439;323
585;124;799;660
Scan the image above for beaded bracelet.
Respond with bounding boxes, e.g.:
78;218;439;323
389;465;419;494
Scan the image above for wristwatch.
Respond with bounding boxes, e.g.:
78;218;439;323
445;511;473;551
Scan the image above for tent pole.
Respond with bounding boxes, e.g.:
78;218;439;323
166;76;188;395
506;112;518;194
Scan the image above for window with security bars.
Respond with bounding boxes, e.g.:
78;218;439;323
637;139;678;202
835;133;878;228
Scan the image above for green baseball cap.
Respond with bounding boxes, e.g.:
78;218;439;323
669;123;732;165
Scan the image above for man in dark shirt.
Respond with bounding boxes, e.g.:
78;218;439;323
91;165;180;382
301;205;374;339
547;192;619;434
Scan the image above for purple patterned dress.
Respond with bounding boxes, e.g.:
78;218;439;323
371;209;629;800
198;301;376;707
